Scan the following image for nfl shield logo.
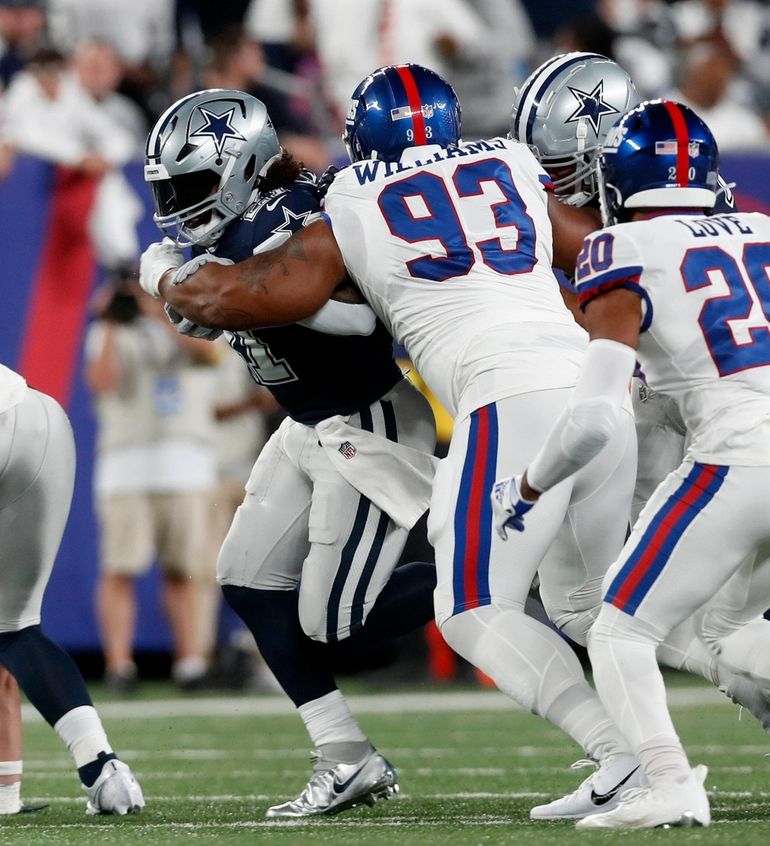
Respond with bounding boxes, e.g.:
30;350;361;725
338;441;357;459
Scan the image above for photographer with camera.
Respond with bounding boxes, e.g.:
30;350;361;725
85;273;219;691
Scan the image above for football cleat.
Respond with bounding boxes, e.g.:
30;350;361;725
530;754;644;820
83;759;145;816
0;801;48;815
721;675;770;733
575;764;710;829
265;749;398;818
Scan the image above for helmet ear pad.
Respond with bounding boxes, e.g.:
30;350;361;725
343;64;461;163
144;89;282;247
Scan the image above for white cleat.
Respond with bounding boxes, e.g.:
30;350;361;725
83;759;145;816
575;765;710;830
266;749;398;818
530;754;644;820
721;676;770;733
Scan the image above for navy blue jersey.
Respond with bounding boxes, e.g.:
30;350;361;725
206;171;401;424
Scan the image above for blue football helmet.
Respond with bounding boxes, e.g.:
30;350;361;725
598;99;719;226
343;64;461;162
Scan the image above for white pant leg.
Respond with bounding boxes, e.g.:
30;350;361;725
538;407;637;645
603;462;770;638
631;381;687;523
218;380;435;644
0;391;75;632
432;392;631;761
216;417;312;593
591;462;770;782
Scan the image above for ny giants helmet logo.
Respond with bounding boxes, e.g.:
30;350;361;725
565;80;619;136
390;104;435;121
189;106;246;157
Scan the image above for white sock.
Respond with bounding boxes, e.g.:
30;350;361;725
54;706;113;768
440;605;631;761
0;782;21;815
172;656;207;682
297;690;367;749
590;604;691;784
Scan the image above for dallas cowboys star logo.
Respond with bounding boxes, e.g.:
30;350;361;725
565;81;619;136
272;206;313;235
189;107;246;156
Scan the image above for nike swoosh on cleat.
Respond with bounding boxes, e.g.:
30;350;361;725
590;766;641;806
332;767;365;795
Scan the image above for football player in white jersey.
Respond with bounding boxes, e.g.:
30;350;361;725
0;366;143;815
510;52;770;758
139;64;651;820
496;99;770;828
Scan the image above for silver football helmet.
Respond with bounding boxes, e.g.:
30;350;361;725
144;89;282;247
510;53;639;206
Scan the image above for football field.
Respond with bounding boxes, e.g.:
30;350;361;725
5;677;770;844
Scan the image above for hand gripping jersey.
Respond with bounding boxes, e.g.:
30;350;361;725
323;138;587;420
576;211;770;465
202;171;401;424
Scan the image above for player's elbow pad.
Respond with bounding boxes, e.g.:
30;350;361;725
560;396;619;465
297;300;376;336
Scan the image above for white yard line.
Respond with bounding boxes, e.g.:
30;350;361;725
20;685;732;722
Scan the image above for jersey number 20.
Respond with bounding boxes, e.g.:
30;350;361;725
377;157;537;282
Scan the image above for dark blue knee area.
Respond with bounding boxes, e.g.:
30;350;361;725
221;586;336;708
0;625;92;726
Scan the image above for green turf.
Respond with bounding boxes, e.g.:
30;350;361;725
3;678;769;844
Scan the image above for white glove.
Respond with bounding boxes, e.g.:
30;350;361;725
163;303;222;341
139;238;184;298
490;474;537;540
172;253;235;286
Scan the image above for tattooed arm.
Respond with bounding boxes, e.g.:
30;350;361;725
159;221;348;330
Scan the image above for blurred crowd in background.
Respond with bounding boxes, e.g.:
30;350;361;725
2;0;770;183
1;0;769;691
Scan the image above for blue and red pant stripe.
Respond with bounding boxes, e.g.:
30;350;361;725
451;404;498;615
606;462;728;615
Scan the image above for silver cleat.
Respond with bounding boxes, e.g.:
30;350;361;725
83;759;145;816
266;749;399;818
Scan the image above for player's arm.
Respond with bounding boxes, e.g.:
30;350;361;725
547;194;601;273
523;288;640;497
491;222;645;538
159;221;347;331
297;277;377;335
491;288;640;537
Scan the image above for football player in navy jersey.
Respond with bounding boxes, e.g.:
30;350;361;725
140;90;438;818
141;67;658;825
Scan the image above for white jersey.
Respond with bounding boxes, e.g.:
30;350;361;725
324;138;586;420
575;212;770;465
0;364;27;415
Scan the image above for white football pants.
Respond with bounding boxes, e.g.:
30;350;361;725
432;389;637;761
0;390;75;632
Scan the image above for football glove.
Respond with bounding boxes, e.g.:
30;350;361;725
172;253;235;286
316;164;342;203
138;238;184;298
163;302;222;341
490;474;537;540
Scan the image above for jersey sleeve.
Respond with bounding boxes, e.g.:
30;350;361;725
574;226;651;331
